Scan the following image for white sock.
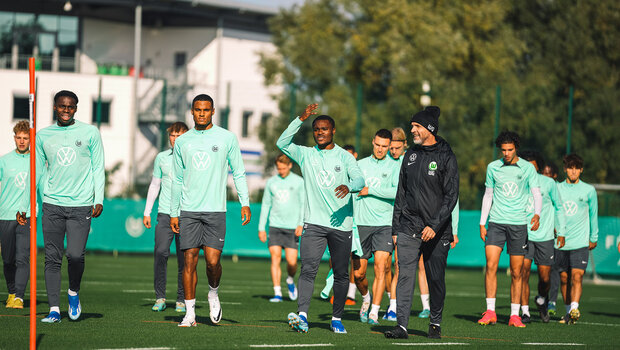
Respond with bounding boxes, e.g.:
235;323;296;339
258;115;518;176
362;292;371;303
387;292;391;299
331;316;341;321
299;311;307;319
566;305;571;314
421;294;430;310
370;304;380;317
521;305;530;316
286;276;295;285
347;283;356;299
570;302;579;311
185;299;196;318
486;298;496;311
50;306;60;314
274;286;282;297
208;285;219;299
510;303;520;316
68;289;78;296
389;299;397;312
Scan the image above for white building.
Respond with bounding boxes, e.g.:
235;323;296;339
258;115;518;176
0;0;292;197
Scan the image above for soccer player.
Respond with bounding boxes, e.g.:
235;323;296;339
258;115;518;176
1;121;32;309
19;90;105;323
556;154;598;324
170;94;251;327
518;151;565;323
258;154;304;302
543;161;562;316
278;103;364;334
143;122;189;312
477;131;541;328
385;106;459;340
353;129;400;325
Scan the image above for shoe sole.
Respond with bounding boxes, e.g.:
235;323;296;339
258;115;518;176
41;318;61;323
569;309;580;323
288;313;308;333
178;321;197;327
478;320;496;325
152;305;166;311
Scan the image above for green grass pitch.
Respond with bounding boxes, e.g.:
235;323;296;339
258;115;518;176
1;254;618;349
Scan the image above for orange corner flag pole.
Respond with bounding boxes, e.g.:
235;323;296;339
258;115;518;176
28;57;37;350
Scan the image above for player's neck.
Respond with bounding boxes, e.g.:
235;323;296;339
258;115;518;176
57;119;76;127
317;142;335;150
567;178;580;184
195;123;213;131
15;149;29;155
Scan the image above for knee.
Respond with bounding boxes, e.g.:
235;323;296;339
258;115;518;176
353;269;366;282
155;247;170;258
486;263;498;275
560;272;569;284
511;269;522;280
66;251;84;263
572;273;583;284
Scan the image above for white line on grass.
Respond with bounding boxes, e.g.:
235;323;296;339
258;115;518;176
249;344;333;348
140;298;241;305
579;321;620;327
97;347;174;350
391;343;469;346
126;289;241;294
521;343;584;346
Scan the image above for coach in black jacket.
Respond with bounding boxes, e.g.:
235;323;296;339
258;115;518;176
385;106;459;340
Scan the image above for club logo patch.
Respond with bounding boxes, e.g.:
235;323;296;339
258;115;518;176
14;171;27;189
192;152;210;170
212;145;219;152
334;165;341;173
75;140;82;147
57;147;76;167
428;161;438;171
563;201;578;216
316;170;335;189
502;182;519;197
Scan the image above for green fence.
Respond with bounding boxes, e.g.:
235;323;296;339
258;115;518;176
33;200;620;276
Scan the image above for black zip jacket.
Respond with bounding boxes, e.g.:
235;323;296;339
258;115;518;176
392;136;459;241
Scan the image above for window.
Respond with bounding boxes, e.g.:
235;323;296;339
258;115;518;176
91;99;111;125
261;112;272;124
174;52;186;69
12;95;29;120
242;110;252;138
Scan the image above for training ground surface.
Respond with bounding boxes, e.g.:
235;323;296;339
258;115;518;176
1;254;619;349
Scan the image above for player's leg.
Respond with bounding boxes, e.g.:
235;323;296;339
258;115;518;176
12;219;30;309
268;245;283;302
533;239;554;323
417;255;430;318
202;212;227;324
284;247;298;300
64;205;92;321
180;247;199;326
0;221;18;303
548;259;560;315
173;231;185;312
566;247;588;323
422;238;450;339
520;257;532;322
479;222;505;324
369;250;390;324
355;226;374;321
153;213;173;311
326;227;352;333
41;203;67;322
384;245;398;321
505;224;528;327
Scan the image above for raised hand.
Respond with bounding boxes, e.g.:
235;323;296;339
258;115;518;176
299;103;319;122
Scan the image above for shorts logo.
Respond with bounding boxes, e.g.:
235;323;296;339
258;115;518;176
428;161;437;171
75;140;82;147
316;170;335;188
366;177;381;188
334;165;341;173
57;147;76;166
14;171;27;189
502;182;518;197
275;189;290;203
125;216;145;238
212;145;219;152
192;152;210;170
563;201;578;216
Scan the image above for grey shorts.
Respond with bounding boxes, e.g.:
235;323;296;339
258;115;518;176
485;222;528;256
268;226;299;249
555;247;589;272
179;211;226;251
525;239;555;266
357;225;394;259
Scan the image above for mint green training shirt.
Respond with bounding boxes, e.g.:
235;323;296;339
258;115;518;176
277;118;365;232
353;155;400;226
152;149;173;215
170;126;249;217
485;158;539;225
258;172;305;231
557;180;598;250
35;120;105;207
527;174;566;241
0;150;31;219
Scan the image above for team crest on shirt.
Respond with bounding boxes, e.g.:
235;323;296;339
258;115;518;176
192;152;210;170
563;201;578;216
316;170;335;189
502;182;518;197
366;177;381;188
75;140;82;147
275;189;290;203
14;172;27;189
428;161;437;176
382;172;388;178
212;145;219;152
334;165;341;173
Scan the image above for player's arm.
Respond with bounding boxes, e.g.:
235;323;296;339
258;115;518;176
365;164;398;199
336;152;365;198
90;128;105;217
258;180;272;242
527;165;542;230
227;135;251;225
479;163;495;242
549;182;566;241
18;135;47;224
392;154;408;238
276;104;317;164
423;153;458;241
451;199;460;248
296;179;305;237
588;187;599;250
143;177;162;229
170;142;184;233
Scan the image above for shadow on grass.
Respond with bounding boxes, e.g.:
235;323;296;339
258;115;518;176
371;325;427;337
590;311;620;318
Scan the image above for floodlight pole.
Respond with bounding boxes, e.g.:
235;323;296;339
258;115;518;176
28;57;37;350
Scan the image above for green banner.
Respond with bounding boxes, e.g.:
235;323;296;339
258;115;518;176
33;201;620;276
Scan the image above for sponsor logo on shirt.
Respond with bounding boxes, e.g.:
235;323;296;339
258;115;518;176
563;201;578;216
316;170;335;189
366;177;381;188
14;171;27;189
527;197;535;213
57;147;77;166
275;189;290;203
502;182;519;198
192;152;210;170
